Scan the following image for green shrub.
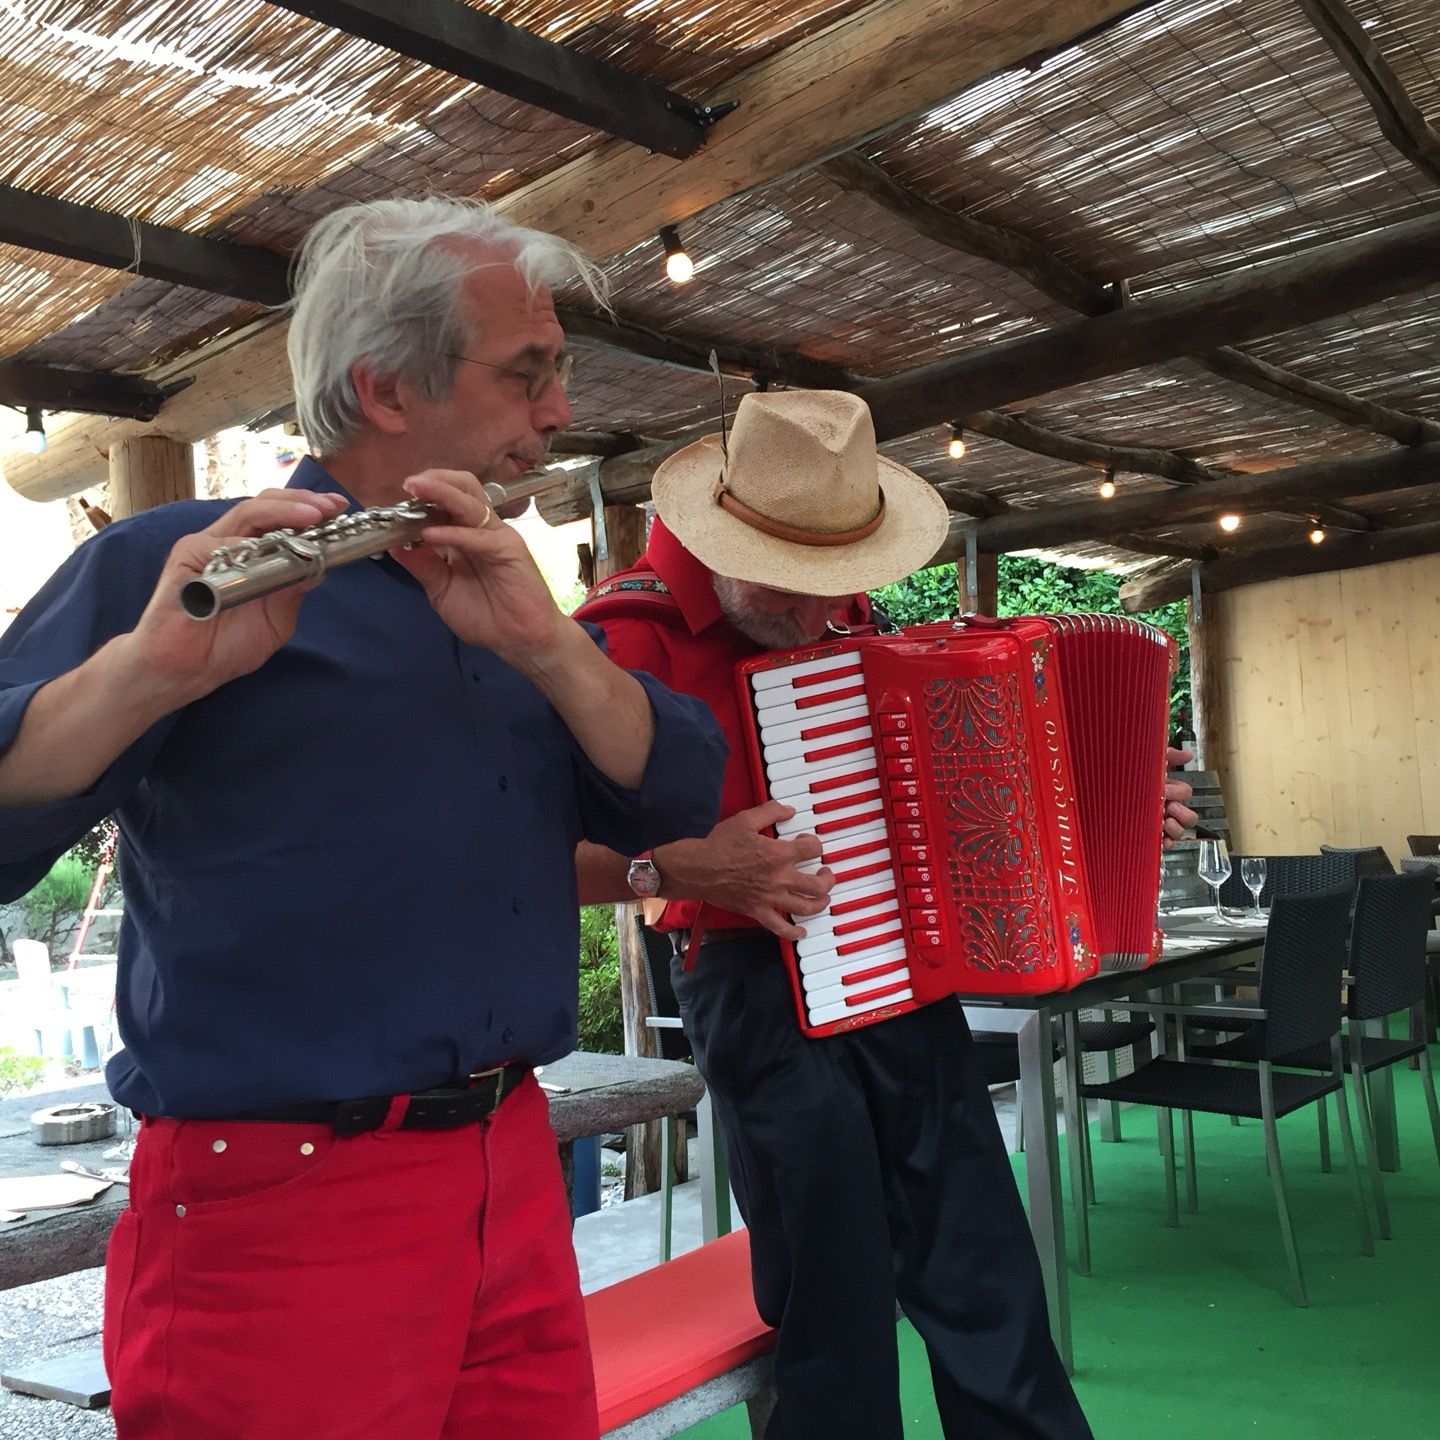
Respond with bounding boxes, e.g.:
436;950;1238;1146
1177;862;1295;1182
0;1046;46;1098
22;853;95;953
577;905;625;1054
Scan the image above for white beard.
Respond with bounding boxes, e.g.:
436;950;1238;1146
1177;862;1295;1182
712;575;823;650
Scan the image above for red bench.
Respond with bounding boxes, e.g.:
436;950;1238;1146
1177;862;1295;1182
587;1229;777;1438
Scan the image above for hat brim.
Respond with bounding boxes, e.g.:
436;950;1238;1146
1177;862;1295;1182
651;435;950;594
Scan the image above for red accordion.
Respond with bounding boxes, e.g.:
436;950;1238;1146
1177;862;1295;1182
736;615;1176;1039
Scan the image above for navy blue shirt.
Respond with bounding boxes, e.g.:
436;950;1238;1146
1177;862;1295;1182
0;460;726;1116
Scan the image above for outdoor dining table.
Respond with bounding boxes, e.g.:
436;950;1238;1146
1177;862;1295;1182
958;906;1268;1375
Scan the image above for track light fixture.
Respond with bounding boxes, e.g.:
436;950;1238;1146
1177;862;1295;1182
1218;513;1241;533
1309;526;1326;545
659;225;693;284
947;425;966;461
1097;467;1116;499
22;407;46;455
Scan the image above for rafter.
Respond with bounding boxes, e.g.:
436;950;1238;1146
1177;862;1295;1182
0;185;290;305
957;443;1440;557
1119;520;1440;611
268;0;719;158
1298;0;1440;187
820;152;1440;448
0;362;188;423
858;211;1440;442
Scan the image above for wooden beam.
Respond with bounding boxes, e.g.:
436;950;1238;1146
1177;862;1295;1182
560;310;850;390
0;185;290;304
859;211;1440;442
962;409;1223;484
961;442;1440;557
0;361;186;423
1297;0;1440;187
109;436;195;519
1119;520;1440;611
268;0;715;159
2;0;1155;502
825;151;1440;446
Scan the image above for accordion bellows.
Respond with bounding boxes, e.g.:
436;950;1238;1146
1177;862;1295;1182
737;615;1176;1039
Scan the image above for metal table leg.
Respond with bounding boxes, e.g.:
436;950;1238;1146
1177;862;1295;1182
1018;1006;1073;1374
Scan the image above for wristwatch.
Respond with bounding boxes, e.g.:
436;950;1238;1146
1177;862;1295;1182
626;852;663;899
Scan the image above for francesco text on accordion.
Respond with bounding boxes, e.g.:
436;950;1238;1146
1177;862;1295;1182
0;197;727;1440
576;390;1193;1439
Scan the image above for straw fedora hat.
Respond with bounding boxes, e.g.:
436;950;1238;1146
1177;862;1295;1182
651;390;948;594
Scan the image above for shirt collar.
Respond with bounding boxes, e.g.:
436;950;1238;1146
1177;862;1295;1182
284;456;356;505
645;517;726;635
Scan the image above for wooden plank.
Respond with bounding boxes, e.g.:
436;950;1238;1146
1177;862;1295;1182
4;0;1147;505
269;0;713;158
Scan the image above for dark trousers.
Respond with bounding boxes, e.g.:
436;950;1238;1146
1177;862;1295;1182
673;935;1093;1440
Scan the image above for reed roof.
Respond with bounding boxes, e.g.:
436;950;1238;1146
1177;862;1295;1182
3;0;1439;595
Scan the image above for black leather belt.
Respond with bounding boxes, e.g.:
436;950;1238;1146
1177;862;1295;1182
211;1062;531;1136
670;928;767;954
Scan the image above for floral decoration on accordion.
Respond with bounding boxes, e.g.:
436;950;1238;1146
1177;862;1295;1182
1030;637;1051;702
924;671;1059;977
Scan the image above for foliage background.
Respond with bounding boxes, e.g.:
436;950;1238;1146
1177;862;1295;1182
872;557;1193;738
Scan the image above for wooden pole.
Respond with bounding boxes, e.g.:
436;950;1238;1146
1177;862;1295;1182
108;435;195;518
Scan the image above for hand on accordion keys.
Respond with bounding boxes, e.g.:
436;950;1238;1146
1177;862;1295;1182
656;800;836;942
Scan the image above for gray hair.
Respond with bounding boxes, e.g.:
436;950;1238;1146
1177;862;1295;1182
287;196;607;455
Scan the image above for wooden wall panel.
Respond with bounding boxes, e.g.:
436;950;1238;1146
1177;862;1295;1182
1213;551;1440;861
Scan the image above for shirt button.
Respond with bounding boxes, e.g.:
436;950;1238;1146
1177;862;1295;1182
175;1204;187;1218
211;1139;227;1154
498;775;509;792
502;1029;515;1045
300;1142;315;1156
512;897;522;914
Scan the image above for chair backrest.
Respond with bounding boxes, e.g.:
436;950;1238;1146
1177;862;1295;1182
1400;856;1440;879
1347;870;1436;1022
635;919;692;1063
12;938;55;995
1320;843;1394;876
1407;834;1440;857
1217;852;1359;909
1255;886;1353;1060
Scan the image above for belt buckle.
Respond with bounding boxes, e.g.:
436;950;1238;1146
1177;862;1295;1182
466;1063;513;1115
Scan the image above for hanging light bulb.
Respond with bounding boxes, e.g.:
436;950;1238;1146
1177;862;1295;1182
1218;512;1241;533
947;424;966;461
21;408;47;455
1097;467;1117;499
658;225;693;284
1309;526;1326;545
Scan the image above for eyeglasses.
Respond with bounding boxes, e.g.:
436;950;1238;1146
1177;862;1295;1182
448;351;575;403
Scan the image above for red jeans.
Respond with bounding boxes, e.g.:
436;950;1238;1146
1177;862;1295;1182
104;1074;598;1439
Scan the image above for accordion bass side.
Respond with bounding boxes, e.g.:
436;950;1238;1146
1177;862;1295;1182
736;615;1177;1039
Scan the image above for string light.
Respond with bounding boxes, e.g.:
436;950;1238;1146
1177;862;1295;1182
658;226;693;284
1097;467;1116;499
947;424;966;461
1309;526;1326;545
21;408;46;455
1218;513;1241;533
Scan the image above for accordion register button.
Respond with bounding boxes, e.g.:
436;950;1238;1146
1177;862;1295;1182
895;823;925;843
877;712;912;733
888;780;921;801
902;865;934;885
884;757;917;778
880;734;915;756
910;908;941;928
913;930;945;959
905;886;938;907
898;844;931;864
894;801;923;821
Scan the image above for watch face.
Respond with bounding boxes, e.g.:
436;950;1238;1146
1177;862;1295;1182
628;859;661;898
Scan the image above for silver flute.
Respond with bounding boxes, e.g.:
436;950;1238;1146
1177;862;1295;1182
180;472;557;621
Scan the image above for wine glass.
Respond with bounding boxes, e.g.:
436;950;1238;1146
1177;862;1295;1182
1197;838;1232;923
1239;857;1267;920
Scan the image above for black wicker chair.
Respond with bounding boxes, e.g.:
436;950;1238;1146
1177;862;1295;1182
1320;843;1394;876
1079;886;1372;1306
1407;834;1440;857
1192;870;1440;1239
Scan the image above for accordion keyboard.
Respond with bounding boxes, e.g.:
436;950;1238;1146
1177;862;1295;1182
750;650;916;1028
